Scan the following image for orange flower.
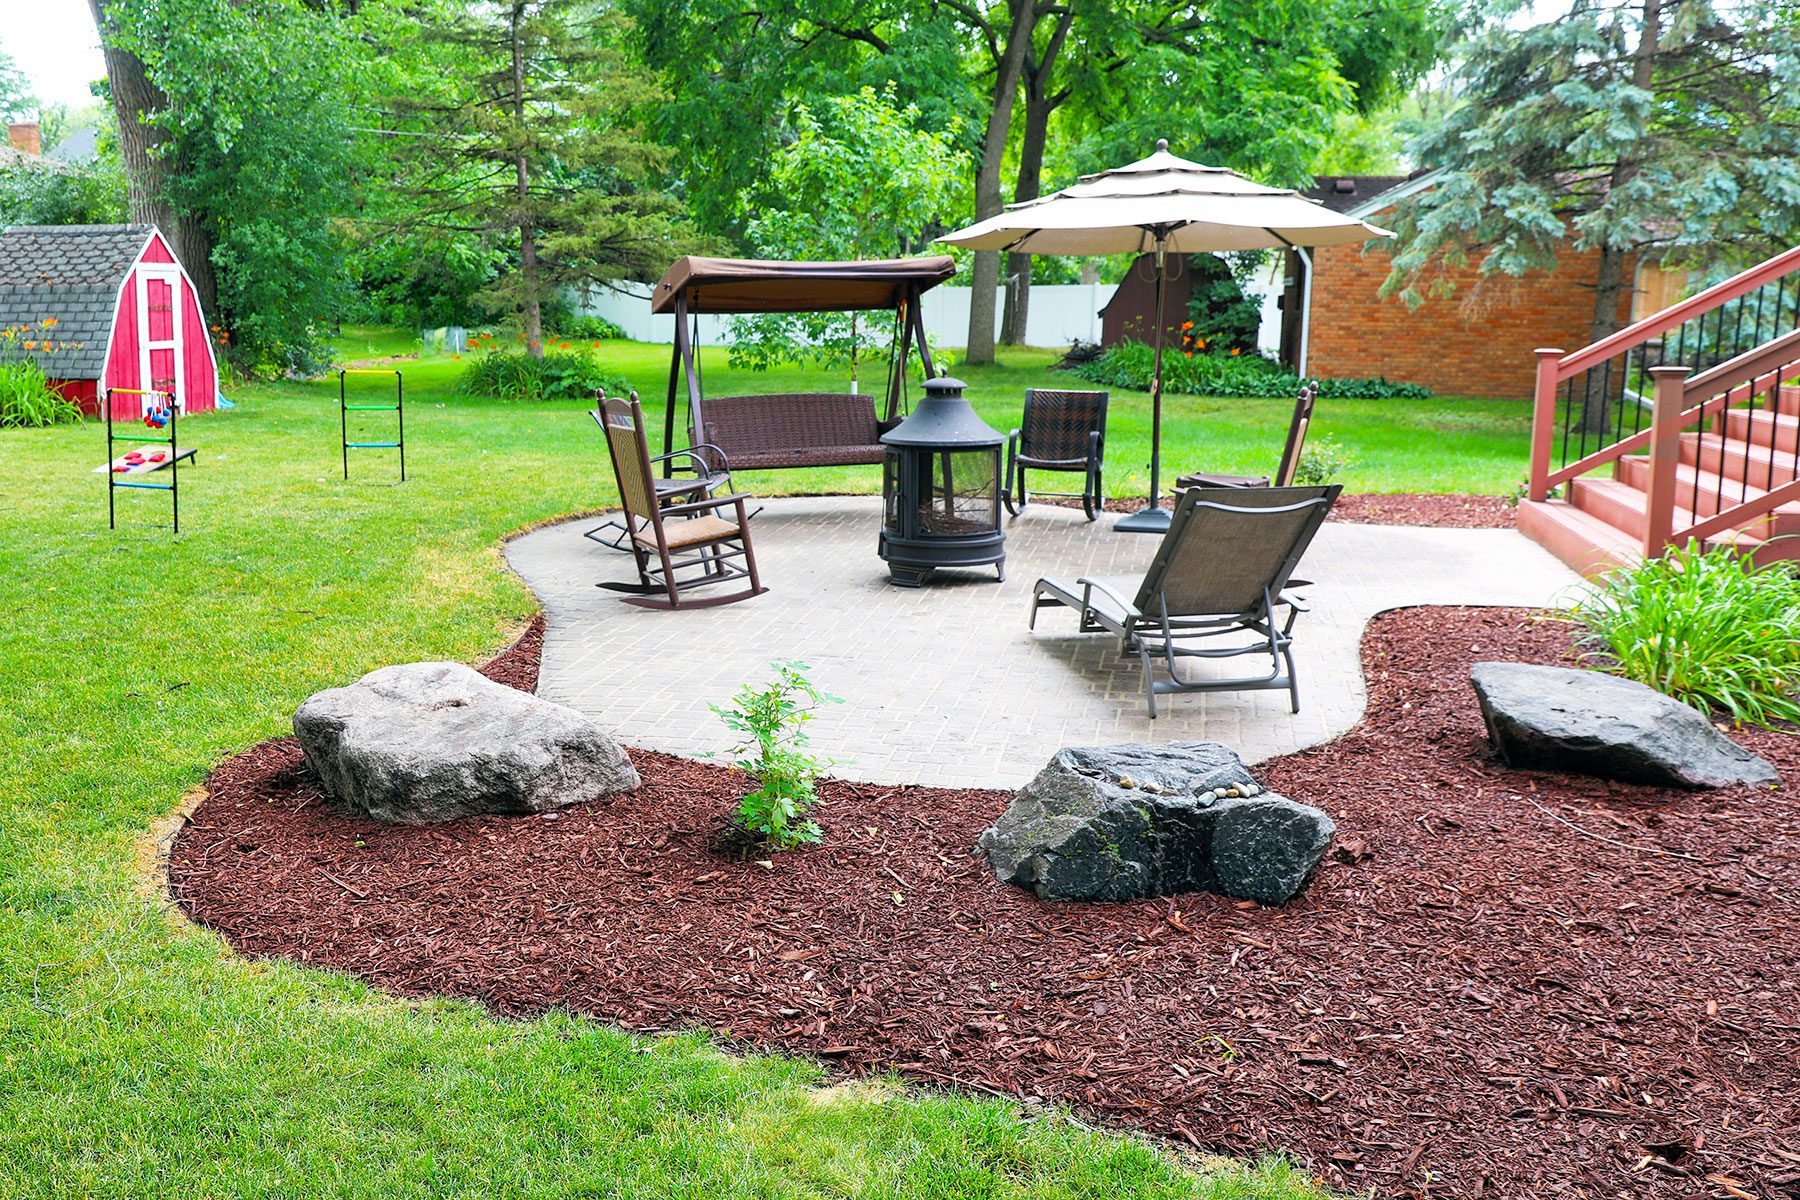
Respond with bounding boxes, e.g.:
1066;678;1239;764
1229;347;1241;356
22;339;35;349
558;341;571;350
1183;349;1193;357
1194;337;1207;349
1180;320;1193;330
452;353;463;359
592;341;601;349
42;317;58;327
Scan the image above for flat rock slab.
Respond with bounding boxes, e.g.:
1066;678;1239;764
976;742;1334;905
294;661;640;824
1470;661;1779;790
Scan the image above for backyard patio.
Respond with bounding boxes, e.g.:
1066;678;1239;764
508;497;1580;785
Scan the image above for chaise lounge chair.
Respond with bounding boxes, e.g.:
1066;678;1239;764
1029;484;1341;716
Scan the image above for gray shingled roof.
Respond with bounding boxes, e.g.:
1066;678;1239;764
0;225;156;380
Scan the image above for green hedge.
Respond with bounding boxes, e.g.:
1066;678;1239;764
1070;340;1431;400
458;350;628;402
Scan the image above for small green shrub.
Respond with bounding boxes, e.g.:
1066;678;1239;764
557;314;627;341
1071;339;1431;400
459;350;627;402
0;359;82;429
1292;434;1352;485
1567;539;1800;727
712;662;841;849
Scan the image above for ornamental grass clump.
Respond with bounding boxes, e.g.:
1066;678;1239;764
712;662;841;849
1567;539;1800;727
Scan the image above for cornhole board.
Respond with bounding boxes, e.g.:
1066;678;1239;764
93;446;199;475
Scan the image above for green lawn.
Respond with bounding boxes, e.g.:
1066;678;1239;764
0;329;1524;1198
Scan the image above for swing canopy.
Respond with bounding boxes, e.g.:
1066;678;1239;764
651;255;957;473
651;255;957;315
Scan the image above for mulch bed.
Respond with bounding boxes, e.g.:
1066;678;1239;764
170;609;1798;1199
1047;493;1517;528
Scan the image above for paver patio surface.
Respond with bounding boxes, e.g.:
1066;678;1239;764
506;496;1581;788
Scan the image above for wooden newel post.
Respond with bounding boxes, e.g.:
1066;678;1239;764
1528;348;1563;502
1644;365;1691;558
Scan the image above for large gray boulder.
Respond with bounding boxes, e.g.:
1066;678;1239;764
976;743;1334;905
1470;661;1778;790
294;661;640;824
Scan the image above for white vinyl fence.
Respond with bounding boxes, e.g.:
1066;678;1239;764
574;282;1119;351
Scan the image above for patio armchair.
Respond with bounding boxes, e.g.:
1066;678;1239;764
1004;388;1109;520
1176;382;1317;491
585;387;734;552
1029;484;1341;716
596;392;767;610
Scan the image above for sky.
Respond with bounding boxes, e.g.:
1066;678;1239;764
2;8;108;112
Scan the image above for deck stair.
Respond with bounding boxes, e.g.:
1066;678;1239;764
1520;247;1800;574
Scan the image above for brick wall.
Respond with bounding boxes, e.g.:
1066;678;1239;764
1306;239;1630;399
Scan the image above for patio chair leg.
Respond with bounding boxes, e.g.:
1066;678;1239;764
1002;446;1018;517
1138;643;1158;719
1282;643;1301;713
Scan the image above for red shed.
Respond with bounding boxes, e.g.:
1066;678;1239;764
0;224;220;420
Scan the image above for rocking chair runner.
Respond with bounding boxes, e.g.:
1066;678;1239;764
1176;382;1317;491
1004;388;1109;520
1029;484;1340;716
596;393;767;610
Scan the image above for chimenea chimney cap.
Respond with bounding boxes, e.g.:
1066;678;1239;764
882;375;1000;448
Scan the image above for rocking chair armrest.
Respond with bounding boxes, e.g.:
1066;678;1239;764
652;444;730;473
1087;428;1102;463
658;491;755;518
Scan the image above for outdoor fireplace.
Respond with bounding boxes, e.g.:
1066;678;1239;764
879;376;1005;587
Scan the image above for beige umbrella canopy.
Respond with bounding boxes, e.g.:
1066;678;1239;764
940;140;1391;531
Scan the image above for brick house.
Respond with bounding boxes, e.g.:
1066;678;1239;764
1277;173;1654;399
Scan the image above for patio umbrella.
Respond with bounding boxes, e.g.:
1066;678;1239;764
939;140;1392;532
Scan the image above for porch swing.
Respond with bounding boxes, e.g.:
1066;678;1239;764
649;255;957;476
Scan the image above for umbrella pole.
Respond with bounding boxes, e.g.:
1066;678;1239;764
1117;232;1173;534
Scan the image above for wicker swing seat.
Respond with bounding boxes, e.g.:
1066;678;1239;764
693;393;898;472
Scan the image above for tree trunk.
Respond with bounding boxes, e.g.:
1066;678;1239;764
999;94;1048;347
1000;10;1071;348
964;0;1036;366
87;0;219;320
1579;0;1659;434
510;2;544;359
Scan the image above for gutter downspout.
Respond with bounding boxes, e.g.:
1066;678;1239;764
1295;246;1314;379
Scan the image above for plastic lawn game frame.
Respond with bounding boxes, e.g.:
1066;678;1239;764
339;369;405;481
106;387;187;533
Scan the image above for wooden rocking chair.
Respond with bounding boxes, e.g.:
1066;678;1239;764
1176;382;1317;491
597;393;767;610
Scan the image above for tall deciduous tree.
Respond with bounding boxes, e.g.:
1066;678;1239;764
381;0;686;357
0;50;35;122
1385;0;1800;353
85;0;219;319
728;85;967;382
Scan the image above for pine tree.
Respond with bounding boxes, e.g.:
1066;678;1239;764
1386;0;1800;356
384;0;686;356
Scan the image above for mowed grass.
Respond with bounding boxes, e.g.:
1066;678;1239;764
0;328;1522;1198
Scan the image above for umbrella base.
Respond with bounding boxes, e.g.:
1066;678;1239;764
1114;505;1171;534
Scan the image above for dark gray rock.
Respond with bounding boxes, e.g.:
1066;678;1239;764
1211;797;1338;905
976;742;1333;905
294;662;640;824
1470;662;1778;790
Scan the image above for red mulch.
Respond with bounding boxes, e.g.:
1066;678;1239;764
1049;493;1516;528
170;608;1799;1199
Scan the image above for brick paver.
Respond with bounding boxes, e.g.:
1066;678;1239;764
506;496;1582;788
